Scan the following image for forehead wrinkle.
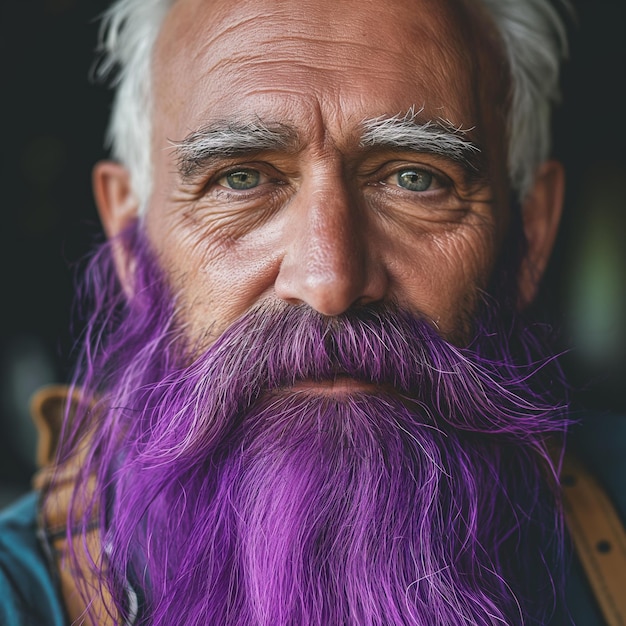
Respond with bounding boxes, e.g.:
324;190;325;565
163;0;469;83
205;50;395;80
191;30;439;86
174;5;347;76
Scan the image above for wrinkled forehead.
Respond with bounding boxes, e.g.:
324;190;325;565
156;0;478;62
152;0;507;148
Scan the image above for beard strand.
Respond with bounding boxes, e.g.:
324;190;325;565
58;223;570;625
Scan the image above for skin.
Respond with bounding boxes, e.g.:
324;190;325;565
94;0;565;353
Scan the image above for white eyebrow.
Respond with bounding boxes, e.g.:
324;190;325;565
360;110;482;171
172;121;298;180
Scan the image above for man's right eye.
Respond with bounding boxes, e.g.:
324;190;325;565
217;169;262;190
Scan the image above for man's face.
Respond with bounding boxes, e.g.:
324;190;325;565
142;0;511;347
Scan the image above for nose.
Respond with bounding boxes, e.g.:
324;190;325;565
274;180;388;316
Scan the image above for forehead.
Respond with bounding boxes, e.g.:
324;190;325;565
153;0;504;148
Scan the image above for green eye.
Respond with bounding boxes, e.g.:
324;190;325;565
222;169;261;190
396;169;433;192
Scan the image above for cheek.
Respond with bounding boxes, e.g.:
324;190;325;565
386;224;499;341
142;204;285;341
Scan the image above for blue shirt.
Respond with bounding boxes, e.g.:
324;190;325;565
0;492;66;626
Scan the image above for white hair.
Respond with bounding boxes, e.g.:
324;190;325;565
96;0;569;207
96;0;174;207
479;0;570;199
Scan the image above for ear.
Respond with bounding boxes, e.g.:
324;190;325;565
518;160;565;307
93;160;139;238
92;161;141;294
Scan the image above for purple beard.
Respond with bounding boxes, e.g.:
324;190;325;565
58;222;570;625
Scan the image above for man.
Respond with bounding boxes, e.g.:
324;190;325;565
1;0;624;624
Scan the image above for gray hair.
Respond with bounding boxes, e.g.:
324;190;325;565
96;0;569;207
96;0;174;207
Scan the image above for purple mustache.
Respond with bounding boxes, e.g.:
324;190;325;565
59;223;571;626
129;300;567;465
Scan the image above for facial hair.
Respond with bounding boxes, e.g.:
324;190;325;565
57;222;570;626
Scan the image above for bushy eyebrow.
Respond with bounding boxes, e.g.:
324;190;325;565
360;110;484;174
172;121;299;181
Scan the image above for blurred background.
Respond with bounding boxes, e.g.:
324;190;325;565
0;0;624;505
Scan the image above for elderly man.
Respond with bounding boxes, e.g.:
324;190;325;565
1;0;624;624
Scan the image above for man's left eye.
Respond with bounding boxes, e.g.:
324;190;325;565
390;168;435;192
218;169;261;190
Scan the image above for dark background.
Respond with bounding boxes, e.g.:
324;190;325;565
0;0;624;504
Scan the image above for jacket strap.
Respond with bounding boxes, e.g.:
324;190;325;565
561;452;626;626
30;385;115;625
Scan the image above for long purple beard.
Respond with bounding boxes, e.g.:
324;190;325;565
59;223;569;625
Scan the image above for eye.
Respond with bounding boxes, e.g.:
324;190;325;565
218;169;261;190
392;168;434;192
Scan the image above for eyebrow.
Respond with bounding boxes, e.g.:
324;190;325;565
360;112;484;173
172;121;299;180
